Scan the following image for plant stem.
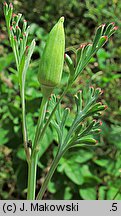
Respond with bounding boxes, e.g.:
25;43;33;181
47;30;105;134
28;85;69;200
33;96;48;152
27;96;48;199
21;86;30;162
36;149;63;200
27;151;38;200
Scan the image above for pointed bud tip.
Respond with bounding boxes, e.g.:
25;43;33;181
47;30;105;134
9;2;13;9
59;16;64;23
4;2;7;6
113;26;118;31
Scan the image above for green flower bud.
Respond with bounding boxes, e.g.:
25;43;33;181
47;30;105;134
38;17;65;98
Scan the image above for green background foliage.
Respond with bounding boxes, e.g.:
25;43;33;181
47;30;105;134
0;0;121;199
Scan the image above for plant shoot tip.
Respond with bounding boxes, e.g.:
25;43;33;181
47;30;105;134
9;2;13;8
4;2;7;6
113;26;118;31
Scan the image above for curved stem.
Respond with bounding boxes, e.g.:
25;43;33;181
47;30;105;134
36;149;63;200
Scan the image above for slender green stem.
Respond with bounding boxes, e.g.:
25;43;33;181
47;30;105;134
27;152;38;200
21;85;30;162
27;96;48;200
33;96;48;152
36;149;63;200
31;86;69;200
28;85;69;200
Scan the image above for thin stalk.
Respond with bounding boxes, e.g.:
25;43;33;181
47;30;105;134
36;149;64;200
33;96;48;151
27;96;48;199
27;152;38;200
21;85;30;162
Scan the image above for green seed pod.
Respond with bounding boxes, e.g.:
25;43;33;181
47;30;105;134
38;17;65;98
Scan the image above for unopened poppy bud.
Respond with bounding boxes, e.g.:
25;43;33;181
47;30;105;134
38;17;65;98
